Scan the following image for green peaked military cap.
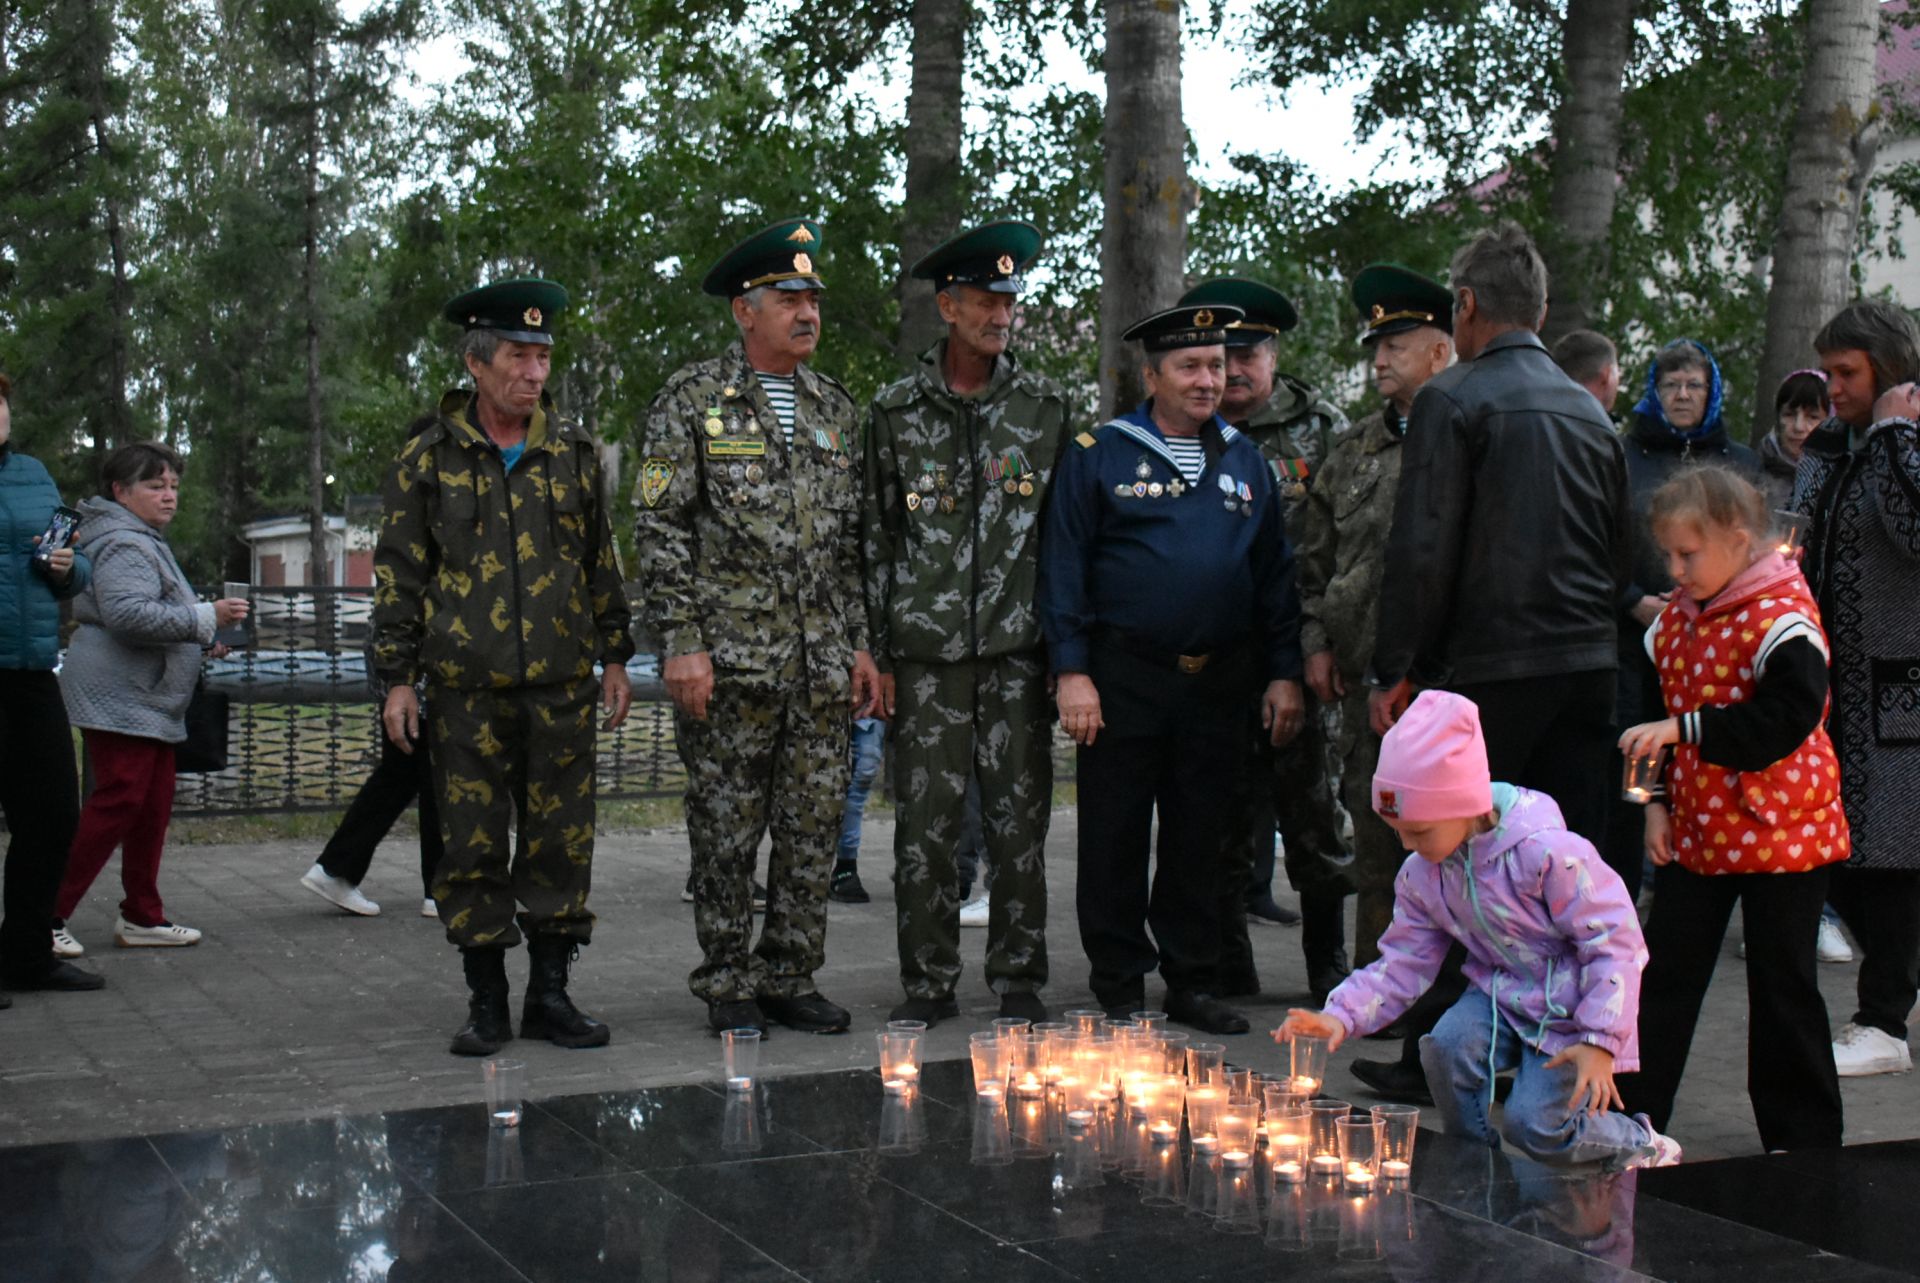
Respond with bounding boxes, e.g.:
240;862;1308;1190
1178;277;1299;347
1352;262;1452;344
911;219;1043;293
443;278;569;346
1122;303;1245;352
701;216;826;298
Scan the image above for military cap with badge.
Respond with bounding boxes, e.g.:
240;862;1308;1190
444;278;570;345
911;219;1042;294
1177;277;1298;348
701;216;826;298
1122;302;1244;352
1352;262;1452;345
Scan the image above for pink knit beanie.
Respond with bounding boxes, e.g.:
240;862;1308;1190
1372;691;1493;822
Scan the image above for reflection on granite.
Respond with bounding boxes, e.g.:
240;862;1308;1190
1;1058;1912;1282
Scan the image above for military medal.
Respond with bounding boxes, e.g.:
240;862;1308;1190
940;494;956;514
704;417;724;438
729;462;745;481
747;417;762;435
722;386;737;398
1148;482;1163;498
1136;457;1152;480
1169;478;1185;497
1218;473;1235;495
918;473;933;493
1018;479;1034;497
746;463;764;483
935;466;949;491
907;492;922;511
836;455;851;470
1004;478;1018;495
1114;483;1131;497
1133;481;1148;498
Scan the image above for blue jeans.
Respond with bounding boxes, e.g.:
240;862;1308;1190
1419;989;1651;1168
835;718;886;863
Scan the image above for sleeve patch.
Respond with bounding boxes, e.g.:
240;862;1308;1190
639;457;675;508
1074;431;1097;449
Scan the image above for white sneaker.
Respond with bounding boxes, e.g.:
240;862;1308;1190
51;926;83;958
1832;1022;1913;1076
1817;918;1854;964
422;898;438;918
299;863;381;916
114;917;202;948
1624;1114;1683;1168
958;893;990;928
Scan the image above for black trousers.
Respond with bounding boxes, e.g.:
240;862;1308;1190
1390;668;1619;1062
1620;862;1843;1151
0;670;79;977
318;712;443;897
1827;866;1920;1041
1075;643;1253;1006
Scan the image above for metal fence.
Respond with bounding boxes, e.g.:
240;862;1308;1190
172;587;685;815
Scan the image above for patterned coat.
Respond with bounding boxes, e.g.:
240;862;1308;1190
372;390;634;691
1647;555;1847;875
632;342;866;686
1793;417;1920;870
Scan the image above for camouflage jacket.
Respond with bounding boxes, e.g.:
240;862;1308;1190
372;389;635;690
1294;406;1402;680
632;341;866;684
862;342;1072;668
1235;372;1349;543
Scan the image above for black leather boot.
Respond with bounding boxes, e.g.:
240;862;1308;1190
1300;891;1352;1006
450;947;513;1057
522;936;611;1048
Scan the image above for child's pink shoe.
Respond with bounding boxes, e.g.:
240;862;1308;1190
1625;1113;1683;1168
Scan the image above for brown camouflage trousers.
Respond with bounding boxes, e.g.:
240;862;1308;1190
1335;687;1404;967
1223;693;1356;980
428;678;599;949
891;653;1052;999
678;656;850;1003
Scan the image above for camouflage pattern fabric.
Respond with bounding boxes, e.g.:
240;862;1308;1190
372;390;634;690
891;654;1052;999
862;341;1072;665
677;655;851;1003
1294;406;1406;964
631;341;865;677
429;677;600;947
1240;372;1348;531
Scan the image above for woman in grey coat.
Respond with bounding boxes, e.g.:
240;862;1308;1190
1798;301;1920;1079
53;443;247;949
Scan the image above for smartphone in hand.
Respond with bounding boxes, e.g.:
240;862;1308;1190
33;506;79;563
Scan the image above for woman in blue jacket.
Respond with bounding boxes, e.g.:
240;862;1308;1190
0;375;103;997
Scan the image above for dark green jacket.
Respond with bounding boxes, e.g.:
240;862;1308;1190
862;342;1072;667
372;390;634;690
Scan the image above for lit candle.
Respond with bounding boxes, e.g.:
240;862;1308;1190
1066;1109;1093;1129
977;1083;1003;1101
1290;1076;1319;1096
1345;1167;1376;1192
1016;1073;1042;1097
1381;1160;1411;1180
1273;1131;1303;1149
1273;1159;1303;1183
1223;1149;1252;1166
883;1078;908;1094
1311;1154;1341;1174
1625;786;1651;803
1150;1121;1177;1143
895;1064;919;1082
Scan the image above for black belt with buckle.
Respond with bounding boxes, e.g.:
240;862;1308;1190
1095;627;1238;674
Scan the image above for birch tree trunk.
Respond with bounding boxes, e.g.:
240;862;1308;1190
1540;0;1632;345
302;35;334;640
1754;0;1880;440
896;0;968;363
1099;0;1191;419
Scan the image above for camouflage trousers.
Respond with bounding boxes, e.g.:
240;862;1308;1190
891;653;1052;1000
1222;692;1356;979
1335;686;1402;967
677;656;850;1004
428;678;599;949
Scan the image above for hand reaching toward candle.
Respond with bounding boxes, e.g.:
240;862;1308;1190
1617;716;1679;763
1543;1042;1622;1117
1274;1009;1344;1053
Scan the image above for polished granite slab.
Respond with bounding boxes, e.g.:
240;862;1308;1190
1;1058;1910;1282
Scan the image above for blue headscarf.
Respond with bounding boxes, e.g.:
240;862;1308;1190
1632;339;1724;442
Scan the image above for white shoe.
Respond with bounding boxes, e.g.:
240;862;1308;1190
958;893;990;928
299;863;381;916
114;917;202;948
1817;918;1854;964
422;898;438;918
1833;1022;1913;1076
1624;1114;1683;1168
51;926;83;958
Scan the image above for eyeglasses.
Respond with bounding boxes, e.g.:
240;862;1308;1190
1657;379;1708;396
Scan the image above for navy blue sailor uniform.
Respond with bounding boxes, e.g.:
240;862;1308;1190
1038;402;1304;1009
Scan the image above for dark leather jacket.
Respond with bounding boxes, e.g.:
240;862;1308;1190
1370;330;1629;688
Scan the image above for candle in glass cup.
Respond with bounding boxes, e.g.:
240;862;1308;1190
1344;1164;1377;1192
1338;1115;1382;1192
1622;750;1663;804
1289;1032;1330;1097
1773;508;1808;557
1308;1098;1350;1171
1380;1160;1412;1180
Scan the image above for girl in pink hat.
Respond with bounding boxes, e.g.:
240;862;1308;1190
1277;689;1679;1168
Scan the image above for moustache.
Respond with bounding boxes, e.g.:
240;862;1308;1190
1225;376;1252;389
789;325;817;340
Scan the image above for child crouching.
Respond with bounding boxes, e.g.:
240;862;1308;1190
1277;690;1678;1168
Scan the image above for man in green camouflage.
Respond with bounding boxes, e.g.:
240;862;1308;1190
863;221;1072;1028
373;277;635;1058
1178;276;1354;1005
632;217;879;1037
1295;264;1453;973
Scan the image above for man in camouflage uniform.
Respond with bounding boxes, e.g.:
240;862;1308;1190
1179;276;1354;1005
373;278;635;1057
633;217;879;1036
863;221;1071;1028
1296;264;1452;976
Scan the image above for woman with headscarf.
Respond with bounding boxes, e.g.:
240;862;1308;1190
1606;340;1759;903
1797;300;1920;1079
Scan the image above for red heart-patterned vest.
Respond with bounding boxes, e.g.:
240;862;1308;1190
1652;569;1849;875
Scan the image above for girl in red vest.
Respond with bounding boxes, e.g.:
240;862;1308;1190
1616;465;1848;1151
